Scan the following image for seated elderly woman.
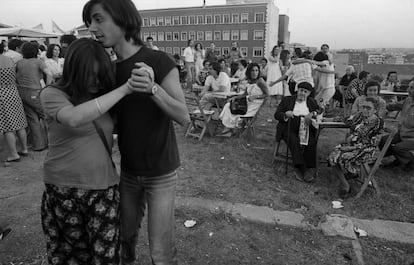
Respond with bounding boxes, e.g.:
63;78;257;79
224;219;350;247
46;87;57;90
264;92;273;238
218;63;269;136
351;80;387;118
199;61;231;110
328;97;384;198
274;82;320;182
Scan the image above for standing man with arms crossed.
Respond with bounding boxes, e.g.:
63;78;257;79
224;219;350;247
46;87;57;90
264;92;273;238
83;0;190;264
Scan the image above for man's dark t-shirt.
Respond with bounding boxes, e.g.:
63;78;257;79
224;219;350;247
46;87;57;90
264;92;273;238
115;46;179;177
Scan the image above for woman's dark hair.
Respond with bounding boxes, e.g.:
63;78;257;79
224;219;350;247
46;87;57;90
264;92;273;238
202;59;210;66
245;62;261;82
8;39;24;51
218;58;226;64
83;0;143;45
210;61;221;74
280;49;290;66
55;38;115;105
271;45;279;57
195;42;203;50
46;44;61;58
261;57;268;63
358;71;369;80
364;80;380;95
21;42;39;59
0;43;4;54
364;96;379;110
321;44;329;49
39;44;46;52
294;47;302;58
239;59;248;68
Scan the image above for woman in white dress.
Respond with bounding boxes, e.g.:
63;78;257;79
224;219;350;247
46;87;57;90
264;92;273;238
194;42;205;79
44;44;64;83
266;45;284;102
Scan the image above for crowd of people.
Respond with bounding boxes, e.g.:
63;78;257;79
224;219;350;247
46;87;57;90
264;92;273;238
0;0;413;263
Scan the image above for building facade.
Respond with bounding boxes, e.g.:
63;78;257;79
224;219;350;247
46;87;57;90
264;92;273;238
139;0;280;61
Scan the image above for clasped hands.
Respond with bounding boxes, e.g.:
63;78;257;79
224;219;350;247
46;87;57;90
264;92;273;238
285;111;314;125
127;62;155;94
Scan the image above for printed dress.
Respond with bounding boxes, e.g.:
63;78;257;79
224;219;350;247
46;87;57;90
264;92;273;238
0;66;27;132
328;112;384;174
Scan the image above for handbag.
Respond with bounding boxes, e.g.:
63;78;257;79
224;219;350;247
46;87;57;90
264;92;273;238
229;94;248;115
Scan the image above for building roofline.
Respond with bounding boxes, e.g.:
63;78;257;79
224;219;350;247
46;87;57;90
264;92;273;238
139;3;269;13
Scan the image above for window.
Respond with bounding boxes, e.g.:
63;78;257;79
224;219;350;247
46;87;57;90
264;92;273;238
222;30;230;41
189;31;196;41
143;32;150;40
180;16;187;25
214;31;221;41
157;17;164;26
240;47;248;57
166;47;172;54
165;16;171;26
150;17;156;26
150;32;157;41
158;32;164;41
181;32;188;41
253;30;264;40
173;32;179;41
205;31;212;41
165;32;172;41
158;47;165;52
253;47;263;57
196;31;204;41
189;15;196;25
173;47;180;55
214;14;222;24
197;15;203;24
241;13;248;23
222;47;229;56
255;12;264;22
232;13;239;23
231;30;239;40
205;15;213;24
214;47;221;56
223;14;230;23
143;18;149;27
240;30;248;40
173;16;179;25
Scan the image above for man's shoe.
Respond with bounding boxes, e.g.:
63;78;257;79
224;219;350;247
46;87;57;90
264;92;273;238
303;169;315;183
294;168;304;182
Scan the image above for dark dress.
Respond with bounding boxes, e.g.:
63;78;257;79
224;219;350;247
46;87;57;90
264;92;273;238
0;66;27;132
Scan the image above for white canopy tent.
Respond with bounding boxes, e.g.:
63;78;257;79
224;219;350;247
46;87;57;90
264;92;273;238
0;27;61;38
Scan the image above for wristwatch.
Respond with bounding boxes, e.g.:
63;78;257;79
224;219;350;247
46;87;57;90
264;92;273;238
150;83;158;95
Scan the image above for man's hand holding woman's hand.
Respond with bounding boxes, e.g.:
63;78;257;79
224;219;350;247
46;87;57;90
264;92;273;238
127;62;155;94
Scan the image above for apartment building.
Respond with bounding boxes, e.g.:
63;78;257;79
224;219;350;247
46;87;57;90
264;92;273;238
139;0;281;61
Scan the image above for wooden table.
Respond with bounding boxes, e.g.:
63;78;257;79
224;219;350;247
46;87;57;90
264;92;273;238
315;121;351;177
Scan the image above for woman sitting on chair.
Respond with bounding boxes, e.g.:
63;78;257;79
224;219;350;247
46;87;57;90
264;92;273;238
274;82;320;182
218;63;269;136
351;80;387;118
328;97;384;198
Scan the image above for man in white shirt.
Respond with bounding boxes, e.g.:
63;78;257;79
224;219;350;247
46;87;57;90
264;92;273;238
183;39;195;90
200;61;231;110
146;36;159;50
4;39;23;64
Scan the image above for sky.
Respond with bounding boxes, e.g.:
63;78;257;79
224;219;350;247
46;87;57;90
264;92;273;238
0;0;413;49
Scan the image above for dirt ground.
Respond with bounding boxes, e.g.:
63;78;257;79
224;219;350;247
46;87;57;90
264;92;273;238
1;101;414;264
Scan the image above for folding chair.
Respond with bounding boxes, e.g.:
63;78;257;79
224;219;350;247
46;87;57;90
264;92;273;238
238;97;269;139
184;93;215;141
356;130;396;198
